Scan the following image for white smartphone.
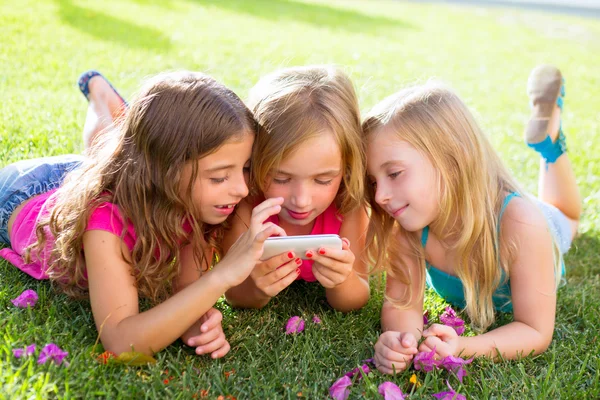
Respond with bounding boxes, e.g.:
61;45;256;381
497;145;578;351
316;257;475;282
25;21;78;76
260;234;343;261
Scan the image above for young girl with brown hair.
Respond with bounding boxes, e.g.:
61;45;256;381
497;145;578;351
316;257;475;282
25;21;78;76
223;65;371;312
0;71;285;357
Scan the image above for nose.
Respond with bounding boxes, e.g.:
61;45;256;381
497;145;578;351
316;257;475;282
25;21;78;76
374;181;390;206
290;181;310;209
232;171;249;199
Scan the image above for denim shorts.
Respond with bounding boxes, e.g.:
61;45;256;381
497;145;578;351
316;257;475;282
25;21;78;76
0;155;84;245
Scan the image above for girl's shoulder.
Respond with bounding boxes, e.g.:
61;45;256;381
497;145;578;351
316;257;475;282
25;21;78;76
500;195;549;239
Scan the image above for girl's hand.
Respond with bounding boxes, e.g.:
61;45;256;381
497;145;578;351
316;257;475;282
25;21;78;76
309;238;355;288
184;308;230;359
249;251;301;299
419;323;460;358
374;331;419;374
218;197;286;288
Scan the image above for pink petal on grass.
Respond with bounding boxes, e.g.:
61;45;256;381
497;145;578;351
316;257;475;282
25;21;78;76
432;380;466;400
11;289;38;308
439;355;473;383
343;364;370;381
413;347;439;372
329;375;352;400
12;344;35;359
37;343;68;366
440;307;466;336
312;315;322;324
285;316;305;334
378;382;406;400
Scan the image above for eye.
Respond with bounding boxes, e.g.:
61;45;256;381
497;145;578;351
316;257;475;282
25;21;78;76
273;177;290;184
315;179;332;186
210;177;227;184
389;171;402;179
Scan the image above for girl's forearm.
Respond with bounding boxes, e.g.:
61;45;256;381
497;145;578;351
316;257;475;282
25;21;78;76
103;268;230;355
326;270;370;312
381;302;424;340
457;321;553;359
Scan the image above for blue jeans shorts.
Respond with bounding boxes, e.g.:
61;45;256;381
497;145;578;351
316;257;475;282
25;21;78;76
0;155;84;245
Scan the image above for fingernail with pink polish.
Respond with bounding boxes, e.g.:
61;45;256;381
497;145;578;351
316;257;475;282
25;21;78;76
306;251;313;258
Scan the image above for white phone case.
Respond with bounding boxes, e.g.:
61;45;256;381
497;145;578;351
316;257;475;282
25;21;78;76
260;234;342;261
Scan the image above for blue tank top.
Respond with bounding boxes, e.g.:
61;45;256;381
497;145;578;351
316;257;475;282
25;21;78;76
422;192;519;312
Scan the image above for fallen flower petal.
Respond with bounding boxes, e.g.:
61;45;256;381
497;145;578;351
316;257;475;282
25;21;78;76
439;355;473;383
432;381;466;400
312;315;322;324
413;347;439;372
423;311;430;326
25;344;36;356
329;375;352;400
12;348;24;358
37;343;68;366
378;382;406;400
343;364;370;381
11;289;38;308
440;307;465;335
285;316;305;334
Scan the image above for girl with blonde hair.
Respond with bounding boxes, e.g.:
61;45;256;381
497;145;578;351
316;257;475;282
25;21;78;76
224;65;370;312
364;66;580;373
0;71;286;357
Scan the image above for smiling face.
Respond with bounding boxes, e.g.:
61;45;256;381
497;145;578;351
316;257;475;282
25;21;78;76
263;132;343;230
180;131;254;225
366;128;440;232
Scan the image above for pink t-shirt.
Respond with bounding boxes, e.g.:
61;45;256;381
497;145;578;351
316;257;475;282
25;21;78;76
265;203;343;282
1;189;140;280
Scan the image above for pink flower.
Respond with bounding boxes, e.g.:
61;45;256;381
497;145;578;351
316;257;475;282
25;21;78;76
329;375;352;400
432;380;466;400
413;347;440;372
312;315;322;324
378;382;406;400
439;355;473;383
423;311;430;326
37;343;68;366
343;364;370;381
285;316;305;334
11;289;38;308
440;307;465;335
13;344;36;358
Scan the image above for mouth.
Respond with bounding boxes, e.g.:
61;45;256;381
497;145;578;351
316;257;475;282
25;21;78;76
286;208;312;220
391;204;408;218
214;203;237;215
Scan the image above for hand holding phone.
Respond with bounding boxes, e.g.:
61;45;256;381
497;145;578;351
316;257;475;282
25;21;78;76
260;234;342;261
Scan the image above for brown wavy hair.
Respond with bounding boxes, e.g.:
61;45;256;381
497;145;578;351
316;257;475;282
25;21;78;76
27;71;257;302
247;65;365;215
363;82;563;331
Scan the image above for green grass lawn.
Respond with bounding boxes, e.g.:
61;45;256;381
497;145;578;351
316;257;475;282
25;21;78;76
1;0;599;398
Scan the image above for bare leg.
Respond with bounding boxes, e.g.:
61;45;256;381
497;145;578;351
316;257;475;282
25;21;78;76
537;98;581;239
82;76;126;150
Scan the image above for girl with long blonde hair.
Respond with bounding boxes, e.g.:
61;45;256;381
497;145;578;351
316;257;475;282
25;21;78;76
223;65;370;312
0;71;286;357
364;66;580;373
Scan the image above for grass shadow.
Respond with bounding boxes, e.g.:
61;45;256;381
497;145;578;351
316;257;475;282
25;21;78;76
187;0;416;35
54;0;171;50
